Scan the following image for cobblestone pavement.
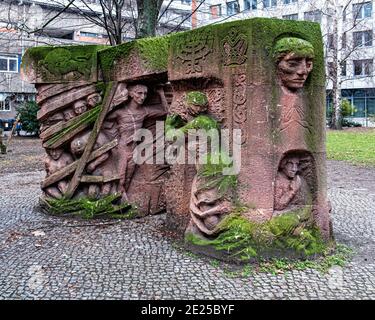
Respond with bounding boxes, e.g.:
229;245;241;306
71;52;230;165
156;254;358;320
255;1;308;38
0;160;374;299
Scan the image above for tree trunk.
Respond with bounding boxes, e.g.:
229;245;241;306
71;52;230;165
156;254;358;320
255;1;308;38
136;0;163;38
329;3;343;130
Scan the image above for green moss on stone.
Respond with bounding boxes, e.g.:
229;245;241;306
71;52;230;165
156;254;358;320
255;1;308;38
43;194;136;219
22;45;105;79
98;35;170;79
186;207;327;261
273;37;315;61
185;91;209;107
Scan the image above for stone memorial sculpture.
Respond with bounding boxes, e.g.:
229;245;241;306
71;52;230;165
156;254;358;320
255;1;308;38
44;147;74;198
22;18;333;260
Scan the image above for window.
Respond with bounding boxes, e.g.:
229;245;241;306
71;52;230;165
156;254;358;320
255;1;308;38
283;0;298;4
244;0;257;10
282;13;298;20
80;32;99;38
210;4;222;19
304;10;322;23
341;61;347;76
353;59;373;76
227;1;240;15
353;2;372;19
0;55;18;73
263;0;277;8
353;30;373;47
0;99;11;111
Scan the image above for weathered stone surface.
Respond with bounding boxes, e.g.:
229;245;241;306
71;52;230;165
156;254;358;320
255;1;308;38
21;17;331;258
22;45;104;84
166;18;330;244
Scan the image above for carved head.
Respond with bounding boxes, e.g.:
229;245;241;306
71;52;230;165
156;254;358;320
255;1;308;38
86;93;102;108
63;108;75;121
280;156;300;179
184;91;208;120
274;37;314;91
47;148;64;161
73;100;87;115
128;84;148;106
112;82;128;107
70;131;90;157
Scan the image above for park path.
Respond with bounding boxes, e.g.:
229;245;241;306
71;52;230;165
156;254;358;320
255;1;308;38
0;139;374;299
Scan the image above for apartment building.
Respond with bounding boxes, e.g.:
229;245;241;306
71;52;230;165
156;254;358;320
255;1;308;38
0;0;192;129
195;0;375;126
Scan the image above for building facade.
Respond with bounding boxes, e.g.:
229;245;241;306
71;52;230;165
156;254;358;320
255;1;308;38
195;0;375;126
0;0;192;129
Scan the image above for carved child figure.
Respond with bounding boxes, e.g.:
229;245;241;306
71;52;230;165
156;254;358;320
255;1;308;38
43;147;74;198
274;155;309;212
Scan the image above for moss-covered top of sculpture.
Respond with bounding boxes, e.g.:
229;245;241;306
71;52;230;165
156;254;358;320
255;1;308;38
22;45;105;82
98;35;170;79
273;37;315;62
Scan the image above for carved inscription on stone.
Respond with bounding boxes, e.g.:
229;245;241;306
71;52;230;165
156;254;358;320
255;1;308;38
175;30;214;75
206;88;226;124
221;27;248;66
232;73;247;144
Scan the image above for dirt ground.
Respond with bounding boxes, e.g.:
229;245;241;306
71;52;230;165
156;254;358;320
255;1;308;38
0;137;44;174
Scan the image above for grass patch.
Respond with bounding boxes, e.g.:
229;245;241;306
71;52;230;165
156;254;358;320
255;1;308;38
42;194;137;219
327;129;375;166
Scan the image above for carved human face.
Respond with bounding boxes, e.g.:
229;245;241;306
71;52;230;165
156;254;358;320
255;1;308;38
129;85;148;106
188;104;208;117
282;158;300;179
86;93;102;108
277;53;313;91
63;108;75;121
73;100;87;115
70;133;89;156
48;148;63;161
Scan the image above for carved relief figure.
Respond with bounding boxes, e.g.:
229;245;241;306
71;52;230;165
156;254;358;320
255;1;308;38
63;107;75;121
73;99;88;116
43;148;74;198
86;93;102;109
274;154;309;212
39;112;64;133
168;93;233;239
104;83;168;201
274;37;314;93
274;37;314;134
38;48;92;81
70;130;117;198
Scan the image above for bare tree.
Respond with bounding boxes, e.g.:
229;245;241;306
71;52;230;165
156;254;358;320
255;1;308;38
301;0;374;129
